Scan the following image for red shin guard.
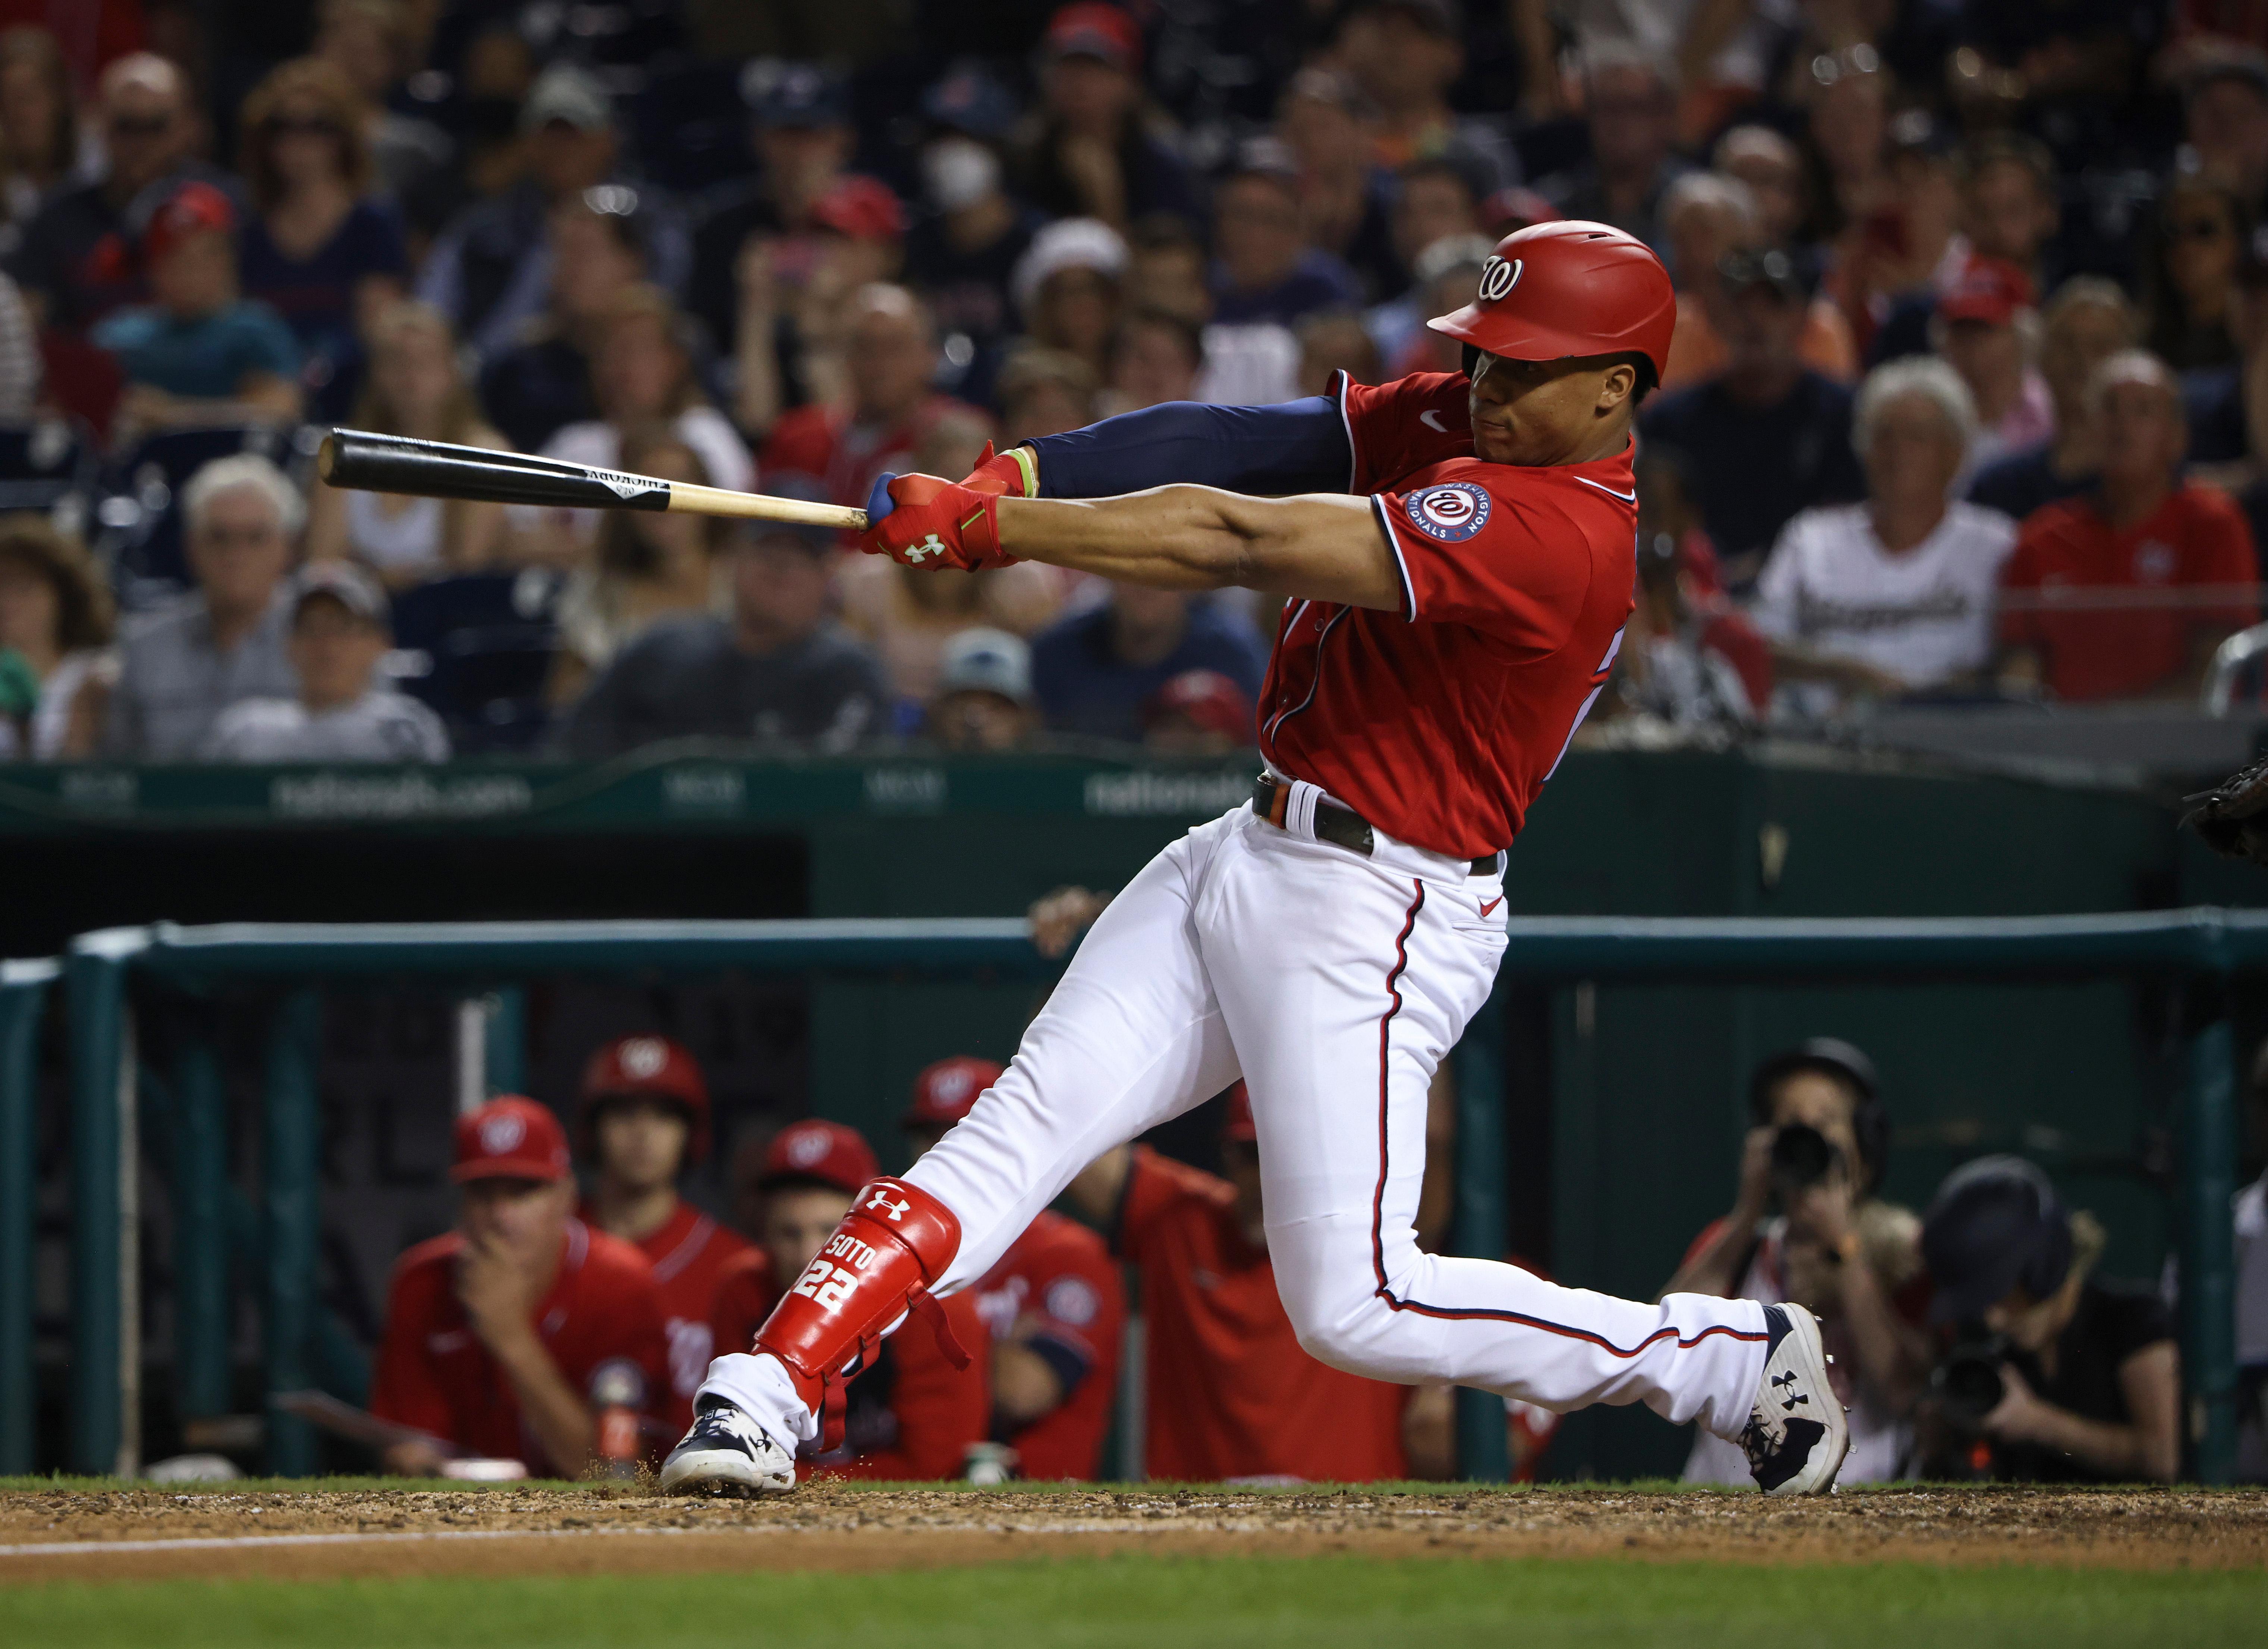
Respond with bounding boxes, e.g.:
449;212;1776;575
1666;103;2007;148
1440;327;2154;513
752;1178;969;1445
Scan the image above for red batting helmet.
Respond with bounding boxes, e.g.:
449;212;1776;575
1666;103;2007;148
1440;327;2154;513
577;1034;712;1162
1426;219;1676;382
902;1055;1005;1130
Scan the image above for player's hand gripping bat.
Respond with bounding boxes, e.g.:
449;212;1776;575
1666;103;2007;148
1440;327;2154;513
317;428;869;531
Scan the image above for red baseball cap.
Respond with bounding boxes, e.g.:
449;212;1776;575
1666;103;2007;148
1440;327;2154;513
142;180;235;267
577;1034;712;1161
758;1119;879;1195
1143;669;1254;742
1936;255;2035;326
1223;1081;1256;1144
810;175;906;242
1428;219;1677;381
452;1096;572;1184
1046;3;1141;71
902;1055;1005;1129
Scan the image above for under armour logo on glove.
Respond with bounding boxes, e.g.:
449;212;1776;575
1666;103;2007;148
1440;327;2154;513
905;535;948;563
866;1189;912;1221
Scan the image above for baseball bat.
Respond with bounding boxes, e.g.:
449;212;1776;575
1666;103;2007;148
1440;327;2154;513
317;428;869;531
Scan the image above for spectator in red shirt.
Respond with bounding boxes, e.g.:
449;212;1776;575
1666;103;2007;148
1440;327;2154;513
1998;350;2261;702
370;1096;667;1477
1064;1084;1424;1482
709;1119;989;1480
901;1055;1125;1480
574;1035;753;1435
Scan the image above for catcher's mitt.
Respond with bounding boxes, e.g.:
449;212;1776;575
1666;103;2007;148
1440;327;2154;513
2182;752;2268;863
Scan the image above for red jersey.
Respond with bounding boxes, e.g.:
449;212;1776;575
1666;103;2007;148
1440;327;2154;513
579;1199;753;1435
970;1210;1125;1479
1118;1148;1408;1482
370;1219;667;1474
761;394;983;511
1999;484;2258;702
710;1250;990;1480
1257;371;1638;860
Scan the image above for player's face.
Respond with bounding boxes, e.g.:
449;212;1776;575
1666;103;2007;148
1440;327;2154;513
1467;351;1637;467
593;1097;689;1194
459;1175;571;1259
903;1123;950;1162
763;1186;857;1281
1764;1070;1862;1179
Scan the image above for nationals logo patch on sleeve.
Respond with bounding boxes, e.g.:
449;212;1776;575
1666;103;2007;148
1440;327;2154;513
1405;482;1491;542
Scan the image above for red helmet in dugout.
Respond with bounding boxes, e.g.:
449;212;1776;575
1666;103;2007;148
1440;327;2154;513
901;1056;1006;1130
1427;219;1676;381
577;1035;712;1163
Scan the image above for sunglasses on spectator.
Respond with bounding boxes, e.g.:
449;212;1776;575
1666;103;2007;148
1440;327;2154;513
108;113;173;139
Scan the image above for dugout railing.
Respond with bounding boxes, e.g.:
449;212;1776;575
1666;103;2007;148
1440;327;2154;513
0;912;2253;1483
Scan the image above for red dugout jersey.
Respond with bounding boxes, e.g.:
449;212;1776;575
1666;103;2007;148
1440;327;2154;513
1259;371;1639;860
1117;1148;1408;1483
369;1219;667;1473
580;1198;753;1435
710;1250;990;1480
970;1210;1125;1480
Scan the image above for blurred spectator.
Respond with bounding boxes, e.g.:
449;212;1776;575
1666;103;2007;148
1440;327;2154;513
0;267;34;414
1967;278;2137;523
104;454;300;760
574;1035;753;1438
906;69;1043;364
1012;216;1125;382
1332;0;1514;189
925;627;1038;752
200;561;450;762
1962;135;2064;302
1031;583;1268;743
1712;125;1805;248
92;181;305;439
1063;1086;1424;1481
527;285;753;561
371;1095;667;1479
547;424;732;707
2239;1037;2268;1481
305;300;510;586
477;192;652;453
1103;305;1203;413
1539;43;1688;248
558;493;885;757
1382;234;1488;377
6;52;240;332
1616;453;1769;727
1639;248;1868;587
708;1119;989;1480
1918;1157;2177;1482
1275;68;1399;302
2144;172;2251;372
1658;174;1856;392
1141;668;1255;754
309;0;454;228
1668;1041;1928;1485
1298;309;1383;395
1931;257;2051;474
1012;3;1200;232
420;66;688;360
1123;213;1212;326
0;515;112;760
233;57;410;423
1363;156;1488;360
0;27;86;251
689;62;856;362
760;284;977;510
1753;359;2016;713
2183;53;2268;209
1211;144;1364;329
1839;112;1962;360
996;345;1099;443
901;1056;1122;1480
1998;349;2259;701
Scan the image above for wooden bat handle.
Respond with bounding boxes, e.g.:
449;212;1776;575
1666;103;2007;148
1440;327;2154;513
663;481;866;530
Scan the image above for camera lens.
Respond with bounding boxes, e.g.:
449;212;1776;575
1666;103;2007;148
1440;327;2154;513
1932;1341;2008;1432
1769;1122;1837;1192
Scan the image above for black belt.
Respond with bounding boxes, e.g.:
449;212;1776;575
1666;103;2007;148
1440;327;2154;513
1253;777;1498;875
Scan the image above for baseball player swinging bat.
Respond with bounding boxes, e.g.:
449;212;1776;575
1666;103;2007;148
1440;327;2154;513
662;222;1851;1500
317;429;869;531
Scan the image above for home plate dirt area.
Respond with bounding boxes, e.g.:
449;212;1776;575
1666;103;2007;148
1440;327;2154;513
0;1484;2260;1583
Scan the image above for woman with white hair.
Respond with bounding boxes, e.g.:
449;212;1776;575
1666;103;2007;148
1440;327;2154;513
1750;356;2017;713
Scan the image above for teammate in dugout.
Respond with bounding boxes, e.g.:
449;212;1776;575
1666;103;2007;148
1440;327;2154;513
708;1120;991;1480
665;220;1850;1498
901;1056;1125;1480
371;1097;667;1477
574;1035;754;1435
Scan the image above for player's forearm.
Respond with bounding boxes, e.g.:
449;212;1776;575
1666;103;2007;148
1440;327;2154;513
1025;396;1349;501
486;1329;595;1476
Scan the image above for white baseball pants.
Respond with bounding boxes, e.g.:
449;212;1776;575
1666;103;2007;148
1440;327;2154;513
704;795;1768;1446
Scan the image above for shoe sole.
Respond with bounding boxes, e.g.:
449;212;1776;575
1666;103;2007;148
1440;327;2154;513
657;1447;796;1498
1764;1305;1850;1496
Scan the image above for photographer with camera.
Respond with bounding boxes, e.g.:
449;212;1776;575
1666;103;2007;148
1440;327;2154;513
1666;1040;1931;1484
1919;1157;2179;1482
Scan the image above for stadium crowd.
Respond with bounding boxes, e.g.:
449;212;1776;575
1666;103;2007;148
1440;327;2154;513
3;1;2268;761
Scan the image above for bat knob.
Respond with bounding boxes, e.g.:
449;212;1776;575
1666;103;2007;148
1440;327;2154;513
863;471;898;527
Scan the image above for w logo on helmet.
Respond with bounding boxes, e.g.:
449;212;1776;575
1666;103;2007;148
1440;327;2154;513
1477;255;1523;302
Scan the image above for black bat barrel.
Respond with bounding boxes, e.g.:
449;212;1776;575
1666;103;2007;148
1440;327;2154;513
317;429;672;511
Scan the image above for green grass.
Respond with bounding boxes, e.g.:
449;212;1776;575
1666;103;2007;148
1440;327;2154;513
0;1475;1745;1496
2;1556;2260;1649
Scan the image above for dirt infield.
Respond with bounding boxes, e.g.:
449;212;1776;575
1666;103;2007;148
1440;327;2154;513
0;1484;2261;1584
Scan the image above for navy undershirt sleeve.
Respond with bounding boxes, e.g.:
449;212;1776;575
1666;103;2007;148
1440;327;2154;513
1025;396;1352;500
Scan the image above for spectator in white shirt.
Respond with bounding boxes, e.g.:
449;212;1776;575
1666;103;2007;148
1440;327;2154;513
1752;356;2016;716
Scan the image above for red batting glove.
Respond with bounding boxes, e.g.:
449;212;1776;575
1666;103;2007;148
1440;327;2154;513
859;472;1016;571
958;441;1036;500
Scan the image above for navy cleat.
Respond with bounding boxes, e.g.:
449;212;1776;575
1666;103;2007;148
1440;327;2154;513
657;1395;797;1497
1739;1303;1849;1495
